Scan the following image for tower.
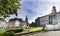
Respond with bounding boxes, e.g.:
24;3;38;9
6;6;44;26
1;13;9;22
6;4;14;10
49;6;57;24
25;15;28;26
52;6;56;14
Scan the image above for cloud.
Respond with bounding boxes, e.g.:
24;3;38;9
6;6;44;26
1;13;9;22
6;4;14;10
5;0;60;23
5;14;16;22
16;0;60;23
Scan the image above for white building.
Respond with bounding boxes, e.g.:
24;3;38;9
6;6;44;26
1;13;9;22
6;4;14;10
40;15;49;26
6;18;26;29
0;22;7;30
0;18;7;30
35;6;60;26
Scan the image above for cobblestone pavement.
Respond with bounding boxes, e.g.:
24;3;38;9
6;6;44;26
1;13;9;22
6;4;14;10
21;31;60;36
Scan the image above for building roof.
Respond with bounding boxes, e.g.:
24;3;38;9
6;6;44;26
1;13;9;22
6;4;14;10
56;11;60;14
9;18;23;22
36;11;60;20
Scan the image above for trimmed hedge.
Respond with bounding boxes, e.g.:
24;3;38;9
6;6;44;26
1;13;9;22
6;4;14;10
0;30;15;36
4;31;15;36
6;28;23;33
0;28;23;36
0;30;6;36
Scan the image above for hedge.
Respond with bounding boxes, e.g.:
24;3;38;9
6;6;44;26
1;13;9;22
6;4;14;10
0;30;6;36
0;28;23;36
4;31;15;36
6;28;23;33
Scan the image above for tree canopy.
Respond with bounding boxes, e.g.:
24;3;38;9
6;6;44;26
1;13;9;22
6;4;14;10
30;22;37;27
0;0;20;18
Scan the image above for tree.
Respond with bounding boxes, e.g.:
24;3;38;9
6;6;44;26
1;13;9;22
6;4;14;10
0;0;21;18
30;22;38;27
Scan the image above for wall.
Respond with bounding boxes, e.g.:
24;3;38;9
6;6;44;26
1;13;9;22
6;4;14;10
0;22;6;30
45;24;60;30
35;17;40;26
7;20;15;29
40;15;49;25
15;20;20;27
56;12;60;24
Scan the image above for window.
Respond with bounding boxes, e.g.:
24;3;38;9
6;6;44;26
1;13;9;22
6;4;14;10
15;20;20;27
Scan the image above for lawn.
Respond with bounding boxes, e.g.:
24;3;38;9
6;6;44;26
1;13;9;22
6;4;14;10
23;27;43;33
0;30;6;34
0;27;43;35
30;27;43;32
0;30;6;36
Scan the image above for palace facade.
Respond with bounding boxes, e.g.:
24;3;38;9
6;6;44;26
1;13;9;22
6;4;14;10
35;6;60;26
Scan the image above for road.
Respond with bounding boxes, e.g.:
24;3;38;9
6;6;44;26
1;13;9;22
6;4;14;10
21;31;60;36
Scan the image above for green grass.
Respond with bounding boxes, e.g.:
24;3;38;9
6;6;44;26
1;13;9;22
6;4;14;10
23;27;43;33
0;30;6;34
30;27;43;32
0;30;6;36
0;27;43;35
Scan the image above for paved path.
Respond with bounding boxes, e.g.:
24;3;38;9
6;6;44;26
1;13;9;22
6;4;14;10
21;31;60;36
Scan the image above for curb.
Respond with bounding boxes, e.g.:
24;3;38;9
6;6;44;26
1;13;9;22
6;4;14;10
15;30;43;36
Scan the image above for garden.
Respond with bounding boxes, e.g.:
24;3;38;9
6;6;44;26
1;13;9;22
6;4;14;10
0;27;43;36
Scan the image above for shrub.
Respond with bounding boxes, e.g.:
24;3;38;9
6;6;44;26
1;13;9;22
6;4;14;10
0;28;23;36
4;31;15;36
0;30;6;36
0;33;4;36
42;25;45;31
6;28;23;33
0;30;15;36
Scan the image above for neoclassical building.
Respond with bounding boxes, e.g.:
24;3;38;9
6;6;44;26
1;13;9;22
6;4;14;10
35;6;60;26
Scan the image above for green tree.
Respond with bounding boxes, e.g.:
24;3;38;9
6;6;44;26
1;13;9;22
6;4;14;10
0;0;20;18
30;22;38;27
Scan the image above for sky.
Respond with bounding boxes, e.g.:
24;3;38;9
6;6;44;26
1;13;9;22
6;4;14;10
5;0;60;23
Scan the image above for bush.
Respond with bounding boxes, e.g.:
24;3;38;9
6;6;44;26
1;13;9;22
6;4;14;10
0;30;6;36
0;33;4;36
6;28;23;33
0;30;15;36
0;28;23;36
4;31;15;36
42;25;45;31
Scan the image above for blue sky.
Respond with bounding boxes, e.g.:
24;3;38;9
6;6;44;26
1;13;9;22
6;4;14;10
5;0;60;23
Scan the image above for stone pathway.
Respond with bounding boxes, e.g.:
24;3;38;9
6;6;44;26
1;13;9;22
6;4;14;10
21;31;60;36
